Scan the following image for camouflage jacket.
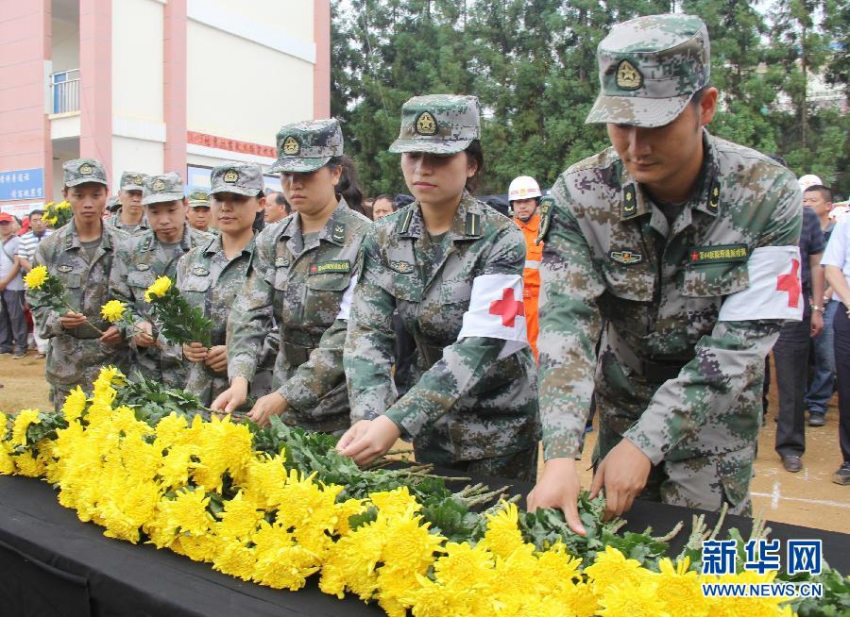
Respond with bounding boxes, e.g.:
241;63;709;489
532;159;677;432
175;234;257;406
110;223;213;387
538;131;802;463
105;211;149;234
344;193;540;464
227;199;371;432
28;220;130;391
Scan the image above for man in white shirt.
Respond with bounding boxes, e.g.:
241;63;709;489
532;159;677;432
821;217;850;485
0;213;28;357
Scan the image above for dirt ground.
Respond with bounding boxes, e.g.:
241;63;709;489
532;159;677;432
1;351;847;533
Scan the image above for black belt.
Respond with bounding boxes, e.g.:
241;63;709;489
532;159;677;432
640;357;692;382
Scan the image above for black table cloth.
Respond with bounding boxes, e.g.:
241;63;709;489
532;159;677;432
1;474;848;617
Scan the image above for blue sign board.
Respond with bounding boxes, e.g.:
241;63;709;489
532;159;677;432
0;168;45;201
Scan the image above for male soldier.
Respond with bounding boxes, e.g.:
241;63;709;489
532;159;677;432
530;14;802;533
263;190;290;224
107;171;149;233
186;189;214;233
508;175;543;360
110;172;213;387
28;159;129;409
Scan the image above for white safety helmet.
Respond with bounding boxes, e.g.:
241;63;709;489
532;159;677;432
508;176;542;202
798;174;823;192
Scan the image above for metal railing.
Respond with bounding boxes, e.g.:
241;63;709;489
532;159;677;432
50;69;80;114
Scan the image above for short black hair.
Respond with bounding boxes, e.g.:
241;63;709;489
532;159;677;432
690;85;710;107
29;209;45;217
373;194;396;211
805;184;833;202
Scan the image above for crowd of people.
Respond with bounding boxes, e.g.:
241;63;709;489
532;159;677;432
2;13;848;531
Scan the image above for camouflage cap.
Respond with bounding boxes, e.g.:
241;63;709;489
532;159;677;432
209;163;264;196
187;189;211;208
269;119;343;174
586;14;710;128
120;171;148;192
389;94;480;154
142;172;185;206
63;158;108;188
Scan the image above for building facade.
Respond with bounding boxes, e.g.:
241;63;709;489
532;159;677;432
1;0;330;217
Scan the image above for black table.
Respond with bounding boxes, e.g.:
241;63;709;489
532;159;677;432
1;475;848;617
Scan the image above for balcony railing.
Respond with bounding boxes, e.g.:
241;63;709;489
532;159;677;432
50;69;80;114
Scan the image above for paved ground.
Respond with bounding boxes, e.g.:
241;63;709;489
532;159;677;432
1;351;847;532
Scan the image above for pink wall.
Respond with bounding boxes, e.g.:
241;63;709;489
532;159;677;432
313;0;331;119
0;0;53;202
164;0;187;179
79;0;112;183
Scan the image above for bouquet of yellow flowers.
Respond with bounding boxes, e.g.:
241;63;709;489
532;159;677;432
104;276;211;346
25;265;102;334
43;201;72;228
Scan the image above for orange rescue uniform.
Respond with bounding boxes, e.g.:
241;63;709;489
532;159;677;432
514;211;541;360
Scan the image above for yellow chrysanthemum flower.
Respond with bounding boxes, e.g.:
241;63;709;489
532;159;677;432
24;265;49;290
100;299;126;323
61;386;88;423
599;579;669;617
584;545;649;595
480;501;524;559
56;201;71;210
11;409;41;447
144;275;172;302
0;441;16;475
656;556;710;617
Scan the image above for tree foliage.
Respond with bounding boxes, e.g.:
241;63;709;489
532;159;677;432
331;0;850;198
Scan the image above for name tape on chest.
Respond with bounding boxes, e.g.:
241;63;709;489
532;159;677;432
689;244;748;266
309;260;351;275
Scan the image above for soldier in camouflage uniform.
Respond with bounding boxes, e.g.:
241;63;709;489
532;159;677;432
106;171;149;234
29;159;130;409
109;172;213;388
214;119;371;432
186;189;215;234
176;164;265;406
338;95;540;481
530;15;803;532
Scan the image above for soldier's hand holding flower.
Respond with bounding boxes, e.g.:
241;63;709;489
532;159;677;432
182;342;208;363
204;345;228;374
212;377;248;414
99;325;123;345
590;437;652;520
247;392;288;427
133;321;155;348
527;458;587;536
60;311;88;330
336;416;401;466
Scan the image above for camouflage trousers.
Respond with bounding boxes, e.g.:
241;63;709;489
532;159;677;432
594;422;754;516
414;444;539;482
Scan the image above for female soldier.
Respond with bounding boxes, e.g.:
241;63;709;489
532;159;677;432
212;119;372;432
176;163;265;407
337;95;540;481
